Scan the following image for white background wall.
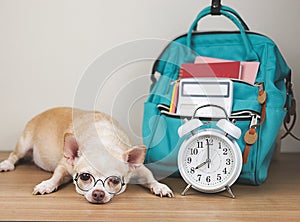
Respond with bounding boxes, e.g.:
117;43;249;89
0;0;299;152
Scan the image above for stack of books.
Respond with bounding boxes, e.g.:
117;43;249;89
169;56;260;115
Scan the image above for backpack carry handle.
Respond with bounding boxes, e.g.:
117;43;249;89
210;0;249;30
210;5;249;31
187;6;258;61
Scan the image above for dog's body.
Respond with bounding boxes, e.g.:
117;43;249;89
0;107;173;203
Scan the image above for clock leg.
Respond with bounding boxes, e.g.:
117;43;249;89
225;185;236;199
181;184;192;196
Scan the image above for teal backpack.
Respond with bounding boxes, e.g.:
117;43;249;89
142;4;294;185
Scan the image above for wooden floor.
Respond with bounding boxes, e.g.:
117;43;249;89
0;152;299;221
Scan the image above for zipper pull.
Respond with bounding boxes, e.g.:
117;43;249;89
244;115;259;145
243;115;259;164
250;114;259;128
256;83;267;105
244;128;258;145
255;82;264;90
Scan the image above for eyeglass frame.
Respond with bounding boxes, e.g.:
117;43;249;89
74;173;126;194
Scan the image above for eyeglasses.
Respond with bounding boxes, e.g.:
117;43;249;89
74;173;125;194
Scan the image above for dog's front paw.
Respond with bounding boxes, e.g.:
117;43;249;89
149;182;174;198
33;180;58;195
0;160;15;172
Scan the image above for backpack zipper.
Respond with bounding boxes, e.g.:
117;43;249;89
157;104;261;121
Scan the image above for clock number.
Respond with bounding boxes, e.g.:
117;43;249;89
226;158;231;165
206;138;213;146
219;142;222;149
197;141;203;148
190;167;195;174
186;157;192;164
223;168;227;174
223;147;228;155
197;174;202;181
206;176;211;183
217;174;222;181
190;148;199;155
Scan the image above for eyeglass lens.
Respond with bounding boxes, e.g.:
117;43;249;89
75;173;123;194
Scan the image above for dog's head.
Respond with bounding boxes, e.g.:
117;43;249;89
63;133;146;204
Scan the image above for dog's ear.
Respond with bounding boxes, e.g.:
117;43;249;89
123;145;146;170
63;133;80;166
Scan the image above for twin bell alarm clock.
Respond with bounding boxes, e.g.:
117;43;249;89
177;104;243;198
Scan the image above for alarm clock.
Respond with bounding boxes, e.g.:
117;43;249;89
177;104;243;198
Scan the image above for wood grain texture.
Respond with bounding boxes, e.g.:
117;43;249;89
0;152;299;221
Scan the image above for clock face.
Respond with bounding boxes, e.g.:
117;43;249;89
178;129;242;193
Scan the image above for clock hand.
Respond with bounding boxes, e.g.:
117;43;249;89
206;139;210;169
195;159;211;169
195;161;207;169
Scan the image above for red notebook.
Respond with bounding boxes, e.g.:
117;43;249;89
179;62;241;79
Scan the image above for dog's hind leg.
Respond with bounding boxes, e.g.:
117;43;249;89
0;132;33;172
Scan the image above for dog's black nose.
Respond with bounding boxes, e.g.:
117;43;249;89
92;190;105;202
